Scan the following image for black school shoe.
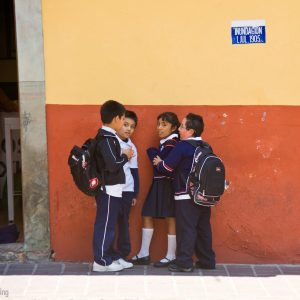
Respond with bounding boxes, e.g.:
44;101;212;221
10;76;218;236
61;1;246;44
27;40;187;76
195;261;216;270
130;255;151;265
153;257;175;268
168;262;194;273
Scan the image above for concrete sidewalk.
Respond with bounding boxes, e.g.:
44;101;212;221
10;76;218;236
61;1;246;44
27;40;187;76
0;263;300;300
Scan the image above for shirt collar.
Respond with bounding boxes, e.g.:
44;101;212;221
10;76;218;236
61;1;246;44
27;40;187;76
102;125;116;135
186;136;202;141
116;135;130;144
160;133;178;145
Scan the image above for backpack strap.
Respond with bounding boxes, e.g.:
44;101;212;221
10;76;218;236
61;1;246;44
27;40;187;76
185;139;200;148
186;139;212;149
186;140;214;157
94;133;106;192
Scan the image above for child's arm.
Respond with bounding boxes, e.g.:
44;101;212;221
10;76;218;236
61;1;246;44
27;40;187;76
154;142;184;176
130;168;139;197
129;143;139;205
147;147;159;161
100;137;129;171
159;142;177;160
147;140;176;162
130;168;139;206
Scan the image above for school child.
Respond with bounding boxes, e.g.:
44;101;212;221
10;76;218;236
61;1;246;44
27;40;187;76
115;110;139;264
153;113;216;272
131;112;180;267
92;100;134;272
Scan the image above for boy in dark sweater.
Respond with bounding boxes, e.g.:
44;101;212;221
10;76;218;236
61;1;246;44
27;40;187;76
92;100;134;272
153;113;216;272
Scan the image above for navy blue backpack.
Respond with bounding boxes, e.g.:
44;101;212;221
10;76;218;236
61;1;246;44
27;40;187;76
187;140;226;207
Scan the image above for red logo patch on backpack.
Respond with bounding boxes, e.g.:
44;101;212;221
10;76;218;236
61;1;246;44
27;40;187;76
89;177;99;189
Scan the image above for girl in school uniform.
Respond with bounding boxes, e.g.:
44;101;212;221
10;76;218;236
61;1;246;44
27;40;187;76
131;112;180;267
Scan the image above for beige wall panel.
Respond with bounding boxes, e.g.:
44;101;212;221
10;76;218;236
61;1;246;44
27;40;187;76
42;0;300;105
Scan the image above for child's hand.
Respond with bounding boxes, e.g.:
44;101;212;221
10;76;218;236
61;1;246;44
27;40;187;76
131;198;137;206
153;155;162;166
123;147;134;160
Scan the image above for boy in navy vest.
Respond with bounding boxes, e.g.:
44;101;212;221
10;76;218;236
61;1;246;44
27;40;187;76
153;113;216;272
92;100;134;272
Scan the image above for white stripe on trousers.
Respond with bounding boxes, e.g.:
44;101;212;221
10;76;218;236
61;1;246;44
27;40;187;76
100;195;110;266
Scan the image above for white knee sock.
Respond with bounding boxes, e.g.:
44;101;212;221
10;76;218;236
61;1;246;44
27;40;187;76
160;234;176;262
137;228;154;257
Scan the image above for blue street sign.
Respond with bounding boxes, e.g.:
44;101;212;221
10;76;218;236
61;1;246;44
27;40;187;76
231;20;266;44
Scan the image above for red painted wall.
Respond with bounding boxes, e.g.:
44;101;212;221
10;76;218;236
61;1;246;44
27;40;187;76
47;105;300;263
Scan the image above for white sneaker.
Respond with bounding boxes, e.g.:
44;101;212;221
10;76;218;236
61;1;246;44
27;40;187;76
115;258;133;269
92;261;124;272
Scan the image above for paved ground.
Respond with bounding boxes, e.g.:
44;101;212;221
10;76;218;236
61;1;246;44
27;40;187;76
0;263;300;300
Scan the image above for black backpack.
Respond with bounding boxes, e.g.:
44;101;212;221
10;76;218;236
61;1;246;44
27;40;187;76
187;140;226;206
67;137;103;197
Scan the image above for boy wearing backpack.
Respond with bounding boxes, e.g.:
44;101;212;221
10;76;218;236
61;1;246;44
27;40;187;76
153;113;216;272
92;100;134;272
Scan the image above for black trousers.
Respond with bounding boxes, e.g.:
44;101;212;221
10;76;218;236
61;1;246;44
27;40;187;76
175;199;215;268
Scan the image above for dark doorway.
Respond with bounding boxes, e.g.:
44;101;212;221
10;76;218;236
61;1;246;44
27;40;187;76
0;0;22;244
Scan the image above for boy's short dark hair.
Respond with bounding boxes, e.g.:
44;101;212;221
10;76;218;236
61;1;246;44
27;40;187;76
100;100;126;124
125;110;138;127
185;113;204;137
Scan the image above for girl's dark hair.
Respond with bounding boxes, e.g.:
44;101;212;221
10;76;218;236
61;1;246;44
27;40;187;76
157;112;180;131
125;110;138;127
185;113;204;137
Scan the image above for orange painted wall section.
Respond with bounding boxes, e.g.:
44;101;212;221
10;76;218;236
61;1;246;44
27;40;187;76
47;104;300;263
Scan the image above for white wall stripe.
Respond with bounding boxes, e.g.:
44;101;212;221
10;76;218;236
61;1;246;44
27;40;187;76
231;20;265;27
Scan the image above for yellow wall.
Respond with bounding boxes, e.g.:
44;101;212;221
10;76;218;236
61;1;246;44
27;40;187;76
42;0;300;105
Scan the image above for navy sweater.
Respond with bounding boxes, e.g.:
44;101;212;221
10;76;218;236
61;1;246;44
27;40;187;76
156;138;201;199
147;135;179;179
